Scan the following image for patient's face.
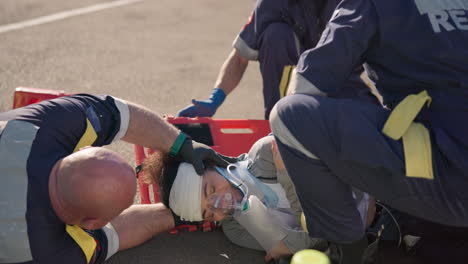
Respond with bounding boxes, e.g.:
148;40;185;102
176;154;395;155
200;169;243;222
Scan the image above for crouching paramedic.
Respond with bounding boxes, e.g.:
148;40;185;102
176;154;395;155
140;135;375;261
177;0;378;120
269;0;468;263
0;94;230;264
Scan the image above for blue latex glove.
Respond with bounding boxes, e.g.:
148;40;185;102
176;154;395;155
177;88;226;117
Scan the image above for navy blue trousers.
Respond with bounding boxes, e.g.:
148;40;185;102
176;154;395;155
270;94;468;243
258;22;299;119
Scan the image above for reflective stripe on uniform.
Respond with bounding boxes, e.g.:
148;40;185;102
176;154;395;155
293;33;301;57
279;65;295;98
67;117;101;262
382;90;434;180
112;97;130;142
233;35;259;61
360;71;376;91
287;69;326;96
102;223;119;260
73;118;98;152
66;225;97;264
300;212;308;233
0;120;38;263
269;105;319;160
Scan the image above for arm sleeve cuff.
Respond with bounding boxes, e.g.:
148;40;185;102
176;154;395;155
102;223;119;260
287;69;326;96
111;97;130;142
233;35;258;61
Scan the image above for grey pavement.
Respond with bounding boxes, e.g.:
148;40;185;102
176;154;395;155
0;0;264;164
0;0;266;263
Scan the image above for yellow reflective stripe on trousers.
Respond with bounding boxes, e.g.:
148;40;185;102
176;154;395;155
279;65;295;98
73;118;98;152
66;225;97;264
382;90;434;180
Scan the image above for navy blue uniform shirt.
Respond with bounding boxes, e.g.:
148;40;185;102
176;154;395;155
294;0;468;171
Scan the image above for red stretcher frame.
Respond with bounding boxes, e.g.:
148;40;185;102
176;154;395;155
12;87;271;232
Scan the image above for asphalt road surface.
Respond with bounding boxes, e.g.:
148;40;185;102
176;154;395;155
0;0;265;263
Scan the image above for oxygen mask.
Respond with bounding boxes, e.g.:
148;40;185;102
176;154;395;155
214;161;279;214
206;189;245;217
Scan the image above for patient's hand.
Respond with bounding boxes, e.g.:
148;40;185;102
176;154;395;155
271;139;286;172
265;240;292;262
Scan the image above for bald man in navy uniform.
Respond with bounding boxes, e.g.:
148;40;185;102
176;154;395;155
0;94;228;264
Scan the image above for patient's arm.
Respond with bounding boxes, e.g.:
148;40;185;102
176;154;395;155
111;204;175;251
265;241;291;262
222;217;264;251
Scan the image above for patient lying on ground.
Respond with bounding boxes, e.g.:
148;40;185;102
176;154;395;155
141;135;375;260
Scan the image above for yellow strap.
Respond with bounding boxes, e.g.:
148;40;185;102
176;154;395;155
279;65;295;98
382;90;431;140
66;225;97;263
382;90;434;180
403;123;434;180
73;118;98;152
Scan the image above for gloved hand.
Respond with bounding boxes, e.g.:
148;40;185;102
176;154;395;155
178;138;231;175
177;88;226;117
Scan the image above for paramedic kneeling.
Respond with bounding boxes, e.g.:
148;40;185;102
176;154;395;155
177;0;378;120
270;0;468;263
0;94;229;264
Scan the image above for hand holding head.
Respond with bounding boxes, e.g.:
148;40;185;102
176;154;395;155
177;137;231;175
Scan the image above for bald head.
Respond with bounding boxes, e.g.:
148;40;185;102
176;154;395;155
50;147;136;229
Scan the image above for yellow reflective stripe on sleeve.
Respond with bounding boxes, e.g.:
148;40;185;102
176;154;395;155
279;65;295;98
382;90;431;140
66;225;97;264
73;118;98;152
300;212;308;234
382;90;434;180
402;123;434;180
360;71;375;90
